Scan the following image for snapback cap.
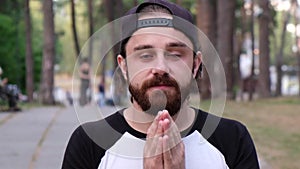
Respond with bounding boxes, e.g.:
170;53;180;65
126;0;194;24
120;0;200;54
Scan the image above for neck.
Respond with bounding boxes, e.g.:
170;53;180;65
123;101;195;134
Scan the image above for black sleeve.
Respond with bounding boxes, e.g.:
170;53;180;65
208;118;260;169
233;126;260;169
61;126;103;169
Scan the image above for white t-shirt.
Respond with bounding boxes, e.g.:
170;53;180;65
98;131;229;169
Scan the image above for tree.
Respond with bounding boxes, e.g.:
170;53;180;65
196;0;217;100
103;0;124;68
40;0;55;104
291;0;300;97
103;0;125;105
234;0;248;100
70;0;80;57
25;0;34;102
275;11;290;96
87;0;94;63
176;0;183;5
257;0;271;97
217;0;236;99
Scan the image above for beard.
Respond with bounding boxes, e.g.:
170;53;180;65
129;74;191;116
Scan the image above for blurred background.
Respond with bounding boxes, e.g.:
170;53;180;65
0;0;299;168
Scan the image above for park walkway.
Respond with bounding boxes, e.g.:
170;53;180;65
0;104;270;169
0;104;116;169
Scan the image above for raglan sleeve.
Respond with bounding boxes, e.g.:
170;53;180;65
231;123;260;169
61;126;101;169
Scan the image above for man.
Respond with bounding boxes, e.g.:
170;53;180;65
0;67;20;112
62;0;259;168
79;58;91;106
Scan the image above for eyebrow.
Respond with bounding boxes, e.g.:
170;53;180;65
133;45;154;51
133;42;188;52
166;42;187;48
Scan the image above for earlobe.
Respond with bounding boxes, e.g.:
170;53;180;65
193;51;202;78
117;54;128;80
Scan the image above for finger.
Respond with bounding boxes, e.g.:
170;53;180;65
146;111;163;139
162;112;181;150
160;110;171;131
143;145;163;169
163;124;178;152
150;121;164;157
144;138;163;158
162;135;172;163
169;122;182;146
154;136;163;157
145;119;164;158
162;118;170;132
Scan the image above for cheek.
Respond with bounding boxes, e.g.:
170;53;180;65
170;60;193;84
127;66;148;84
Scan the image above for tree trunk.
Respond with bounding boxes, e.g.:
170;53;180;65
248;1;256;101
217;0;235;99
88;0;94;64
257;0;271;98
298;50;300;97
113;0;124;68
25;0;34;102
275;8;291;96
70;0;80;57
103;0;125;105
176;0;183;5
291;0;300;97
235;4;248;101
104;0;115;68
196;0;217;100
41;0;55;105
100;42;107;85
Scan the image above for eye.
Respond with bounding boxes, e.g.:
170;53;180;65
165;52;181;60
139;54;154;60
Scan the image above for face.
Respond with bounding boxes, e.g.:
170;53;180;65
118;26;201;116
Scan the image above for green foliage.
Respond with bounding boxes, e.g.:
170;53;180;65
0;0;66;93
234;0;245;33
270;11;295;65
0;13;22;86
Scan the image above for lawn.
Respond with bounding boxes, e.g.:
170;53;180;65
202;97;300;169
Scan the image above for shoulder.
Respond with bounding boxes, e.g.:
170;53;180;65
76;112;125;149
193;109;248;139
194;109;259;169
62;112;124;169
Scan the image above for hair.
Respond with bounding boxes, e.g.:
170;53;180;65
138;4;171;14
119;4;171;58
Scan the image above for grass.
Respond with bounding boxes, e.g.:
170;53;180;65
198;96;300;169
18;101;45;110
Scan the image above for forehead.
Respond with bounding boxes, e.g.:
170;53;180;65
127;26;193;51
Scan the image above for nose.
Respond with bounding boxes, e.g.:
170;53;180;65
151;54;170;75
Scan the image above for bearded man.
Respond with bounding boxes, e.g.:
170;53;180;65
62;1;259;169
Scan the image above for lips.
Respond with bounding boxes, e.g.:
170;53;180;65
148;82;174;89
140;74;179;92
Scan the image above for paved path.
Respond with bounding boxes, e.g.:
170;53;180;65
0;104;271;169
0;104;115;169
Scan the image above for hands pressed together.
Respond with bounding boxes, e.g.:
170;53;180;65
144;110;185;169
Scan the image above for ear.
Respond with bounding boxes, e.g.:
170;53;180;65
117;54;128;80
192;51;202;78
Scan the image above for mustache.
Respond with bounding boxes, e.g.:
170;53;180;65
141;74;179;90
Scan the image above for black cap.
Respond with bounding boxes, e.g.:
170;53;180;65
127;0;194;24
120;0;200;55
